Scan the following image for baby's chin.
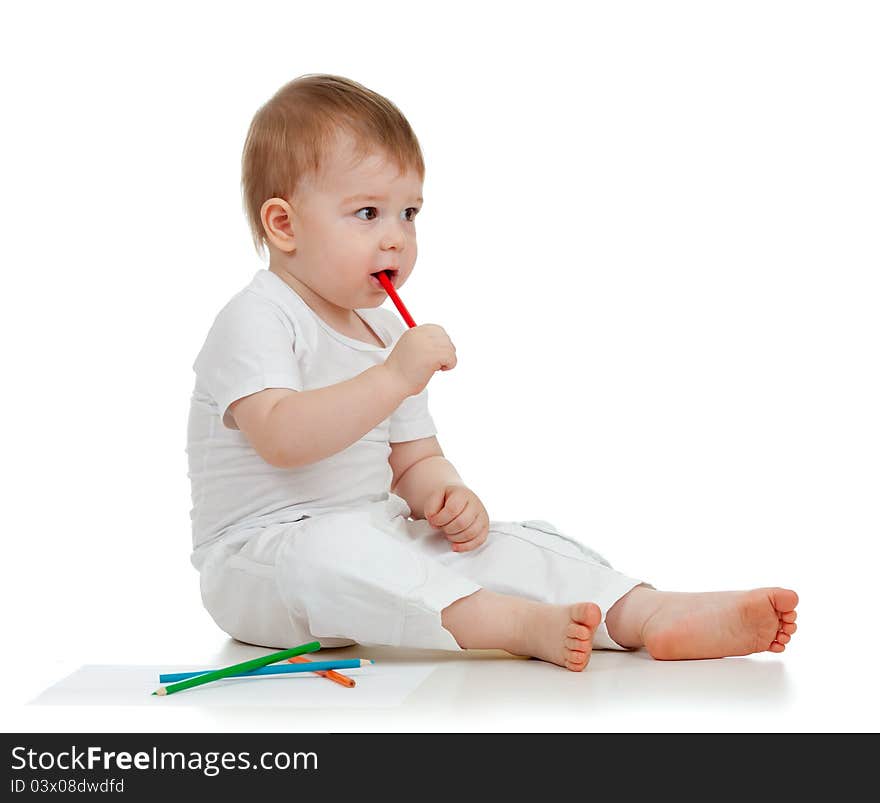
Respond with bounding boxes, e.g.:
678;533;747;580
358;296;387;309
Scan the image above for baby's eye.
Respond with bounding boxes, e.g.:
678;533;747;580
354;206;420;222
355;207;379;221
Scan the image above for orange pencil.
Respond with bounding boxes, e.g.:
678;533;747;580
288;655;356;688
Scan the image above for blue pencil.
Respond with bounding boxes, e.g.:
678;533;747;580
159;659;373;684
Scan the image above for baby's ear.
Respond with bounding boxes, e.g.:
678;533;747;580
260;197;297;252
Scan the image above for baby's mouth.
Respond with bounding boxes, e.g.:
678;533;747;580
370;269;399;285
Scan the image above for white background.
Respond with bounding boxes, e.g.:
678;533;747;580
1;1;877;732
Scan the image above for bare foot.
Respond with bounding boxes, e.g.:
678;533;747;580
510;601;602;672
441;590;602;672
642;587;799;660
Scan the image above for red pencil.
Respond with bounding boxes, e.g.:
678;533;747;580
378;270;416;328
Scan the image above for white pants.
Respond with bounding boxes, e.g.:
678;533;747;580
195;493;646;652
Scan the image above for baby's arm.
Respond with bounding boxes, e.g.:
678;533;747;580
391;436;490;552
231;323;456;469
230;365;407;468
390;436;465;519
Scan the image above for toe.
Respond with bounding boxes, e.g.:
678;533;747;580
780;622;797;635
566;622;593;641
564;637;589;652
781;611;797;623
775;632;791;645
771;588;799;613
571;602;602;630
769;641;786;653
565;653;590;671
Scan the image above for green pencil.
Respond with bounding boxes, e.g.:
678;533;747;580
152;641;321;697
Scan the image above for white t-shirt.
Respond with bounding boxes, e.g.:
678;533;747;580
186;269;436;561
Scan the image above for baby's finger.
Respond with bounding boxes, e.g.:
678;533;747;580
442;503;478;536
448;513;488;548
452;521;489;553
428;507;454;529
429;496;467;529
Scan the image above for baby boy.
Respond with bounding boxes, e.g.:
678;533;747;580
186;74;798;669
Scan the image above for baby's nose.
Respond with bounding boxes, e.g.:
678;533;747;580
380;228;406;250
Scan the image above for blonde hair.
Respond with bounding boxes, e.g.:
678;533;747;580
241;74;425;258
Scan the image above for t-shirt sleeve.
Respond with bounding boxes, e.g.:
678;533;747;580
389;386;438;443
193;291;304;429
380;310;439;443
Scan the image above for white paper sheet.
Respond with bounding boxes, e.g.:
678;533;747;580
29;663;437;708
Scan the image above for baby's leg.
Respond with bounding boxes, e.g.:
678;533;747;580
197;506;602;671
604;585;799;660
272;506;604;671
198;510;486;652
441;590;602;672
411;517;644;653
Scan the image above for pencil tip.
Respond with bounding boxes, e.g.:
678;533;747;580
154;688;166;697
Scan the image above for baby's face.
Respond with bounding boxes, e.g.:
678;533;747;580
286;130;423;310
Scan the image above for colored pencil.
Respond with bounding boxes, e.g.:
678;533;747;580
158;659;372;684
152;641;321;696
378;270;416;328
289;655;356;688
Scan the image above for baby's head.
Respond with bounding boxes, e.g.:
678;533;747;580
242;74;425;311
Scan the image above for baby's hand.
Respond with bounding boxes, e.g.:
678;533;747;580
384;324;457;397
424;484;489;553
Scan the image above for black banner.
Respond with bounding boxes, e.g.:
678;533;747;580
0;732;858;797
